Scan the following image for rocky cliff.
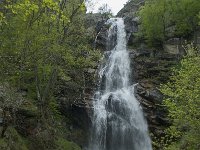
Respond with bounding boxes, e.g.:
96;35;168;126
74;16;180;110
40;0;200;149
116;2;200;145
117;0;182;144
83;0;186;148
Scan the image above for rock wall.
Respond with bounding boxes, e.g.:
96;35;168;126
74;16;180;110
56;69;97;148
130;47;178;139
72;0;200;148
88;0;183;143
117;0;180;141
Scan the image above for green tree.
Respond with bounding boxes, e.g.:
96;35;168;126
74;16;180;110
139;0;166;45
98;3;113;20
0;0;99;148
160;45;200;150
0;0;97;114
138;0;200;46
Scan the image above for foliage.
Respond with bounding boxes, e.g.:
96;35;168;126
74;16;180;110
160;45;200;150
0;83;26;138
138;0;166;45
98;3;113;20
0;127;28;150
199;12;200;25
0;83;24;110
0;0;97;115
56;138;81;150
0;0;99;148
138;0;200;46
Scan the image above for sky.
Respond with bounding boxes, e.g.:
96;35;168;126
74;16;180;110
86;0;129;15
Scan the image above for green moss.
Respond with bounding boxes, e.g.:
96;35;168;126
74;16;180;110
0;138;7;149
0;127;28;150
19;106;39;118
56;138;81;150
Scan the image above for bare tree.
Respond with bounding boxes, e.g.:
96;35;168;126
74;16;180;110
98;3;113;20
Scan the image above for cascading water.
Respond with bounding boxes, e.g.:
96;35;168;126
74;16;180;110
88;18;152;150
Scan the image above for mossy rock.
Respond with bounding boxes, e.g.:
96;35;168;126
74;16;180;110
0;127;28;150
0;138;7;149
56;138;81;150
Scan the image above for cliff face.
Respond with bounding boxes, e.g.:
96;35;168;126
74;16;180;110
2;1;198;150
53;1;178;149
117;0;178;140
56;0;200;149
116;2;200;144
85;0;184;144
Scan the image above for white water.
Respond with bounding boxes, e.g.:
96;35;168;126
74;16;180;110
88;18;152;150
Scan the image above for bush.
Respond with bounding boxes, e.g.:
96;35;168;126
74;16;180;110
160;45;200;149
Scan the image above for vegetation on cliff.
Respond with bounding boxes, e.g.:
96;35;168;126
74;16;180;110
137;0;200;149
160;45;200;150
0;0;200;149
0;0;99;149
138;0;200;45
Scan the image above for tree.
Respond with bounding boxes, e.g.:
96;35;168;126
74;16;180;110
138;0;200;46
1;1;92;97
160;45;200;150
98;3;113;20
139;0;166;45
0;0;99;149
0;0;99;132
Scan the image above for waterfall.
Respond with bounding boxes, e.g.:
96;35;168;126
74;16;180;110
88;18;152;150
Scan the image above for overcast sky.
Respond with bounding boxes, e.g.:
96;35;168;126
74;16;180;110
87;0;129;15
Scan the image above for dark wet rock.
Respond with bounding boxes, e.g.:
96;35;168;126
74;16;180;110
117;0;145;18
55;67;98;147
85;13;105;28
131;50;178;138
81;0;191;147
165;25;176;38
148;89;163;103
14;108;39;136
117;0;145;44
0;117;3;124
94;20;118;51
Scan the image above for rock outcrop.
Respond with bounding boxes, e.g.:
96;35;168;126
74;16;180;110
130;47;178;138
117;0;180;140
70;0;200;148
88;0;183;142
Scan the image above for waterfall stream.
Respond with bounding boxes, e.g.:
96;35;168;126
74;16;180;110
88;18;152;150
